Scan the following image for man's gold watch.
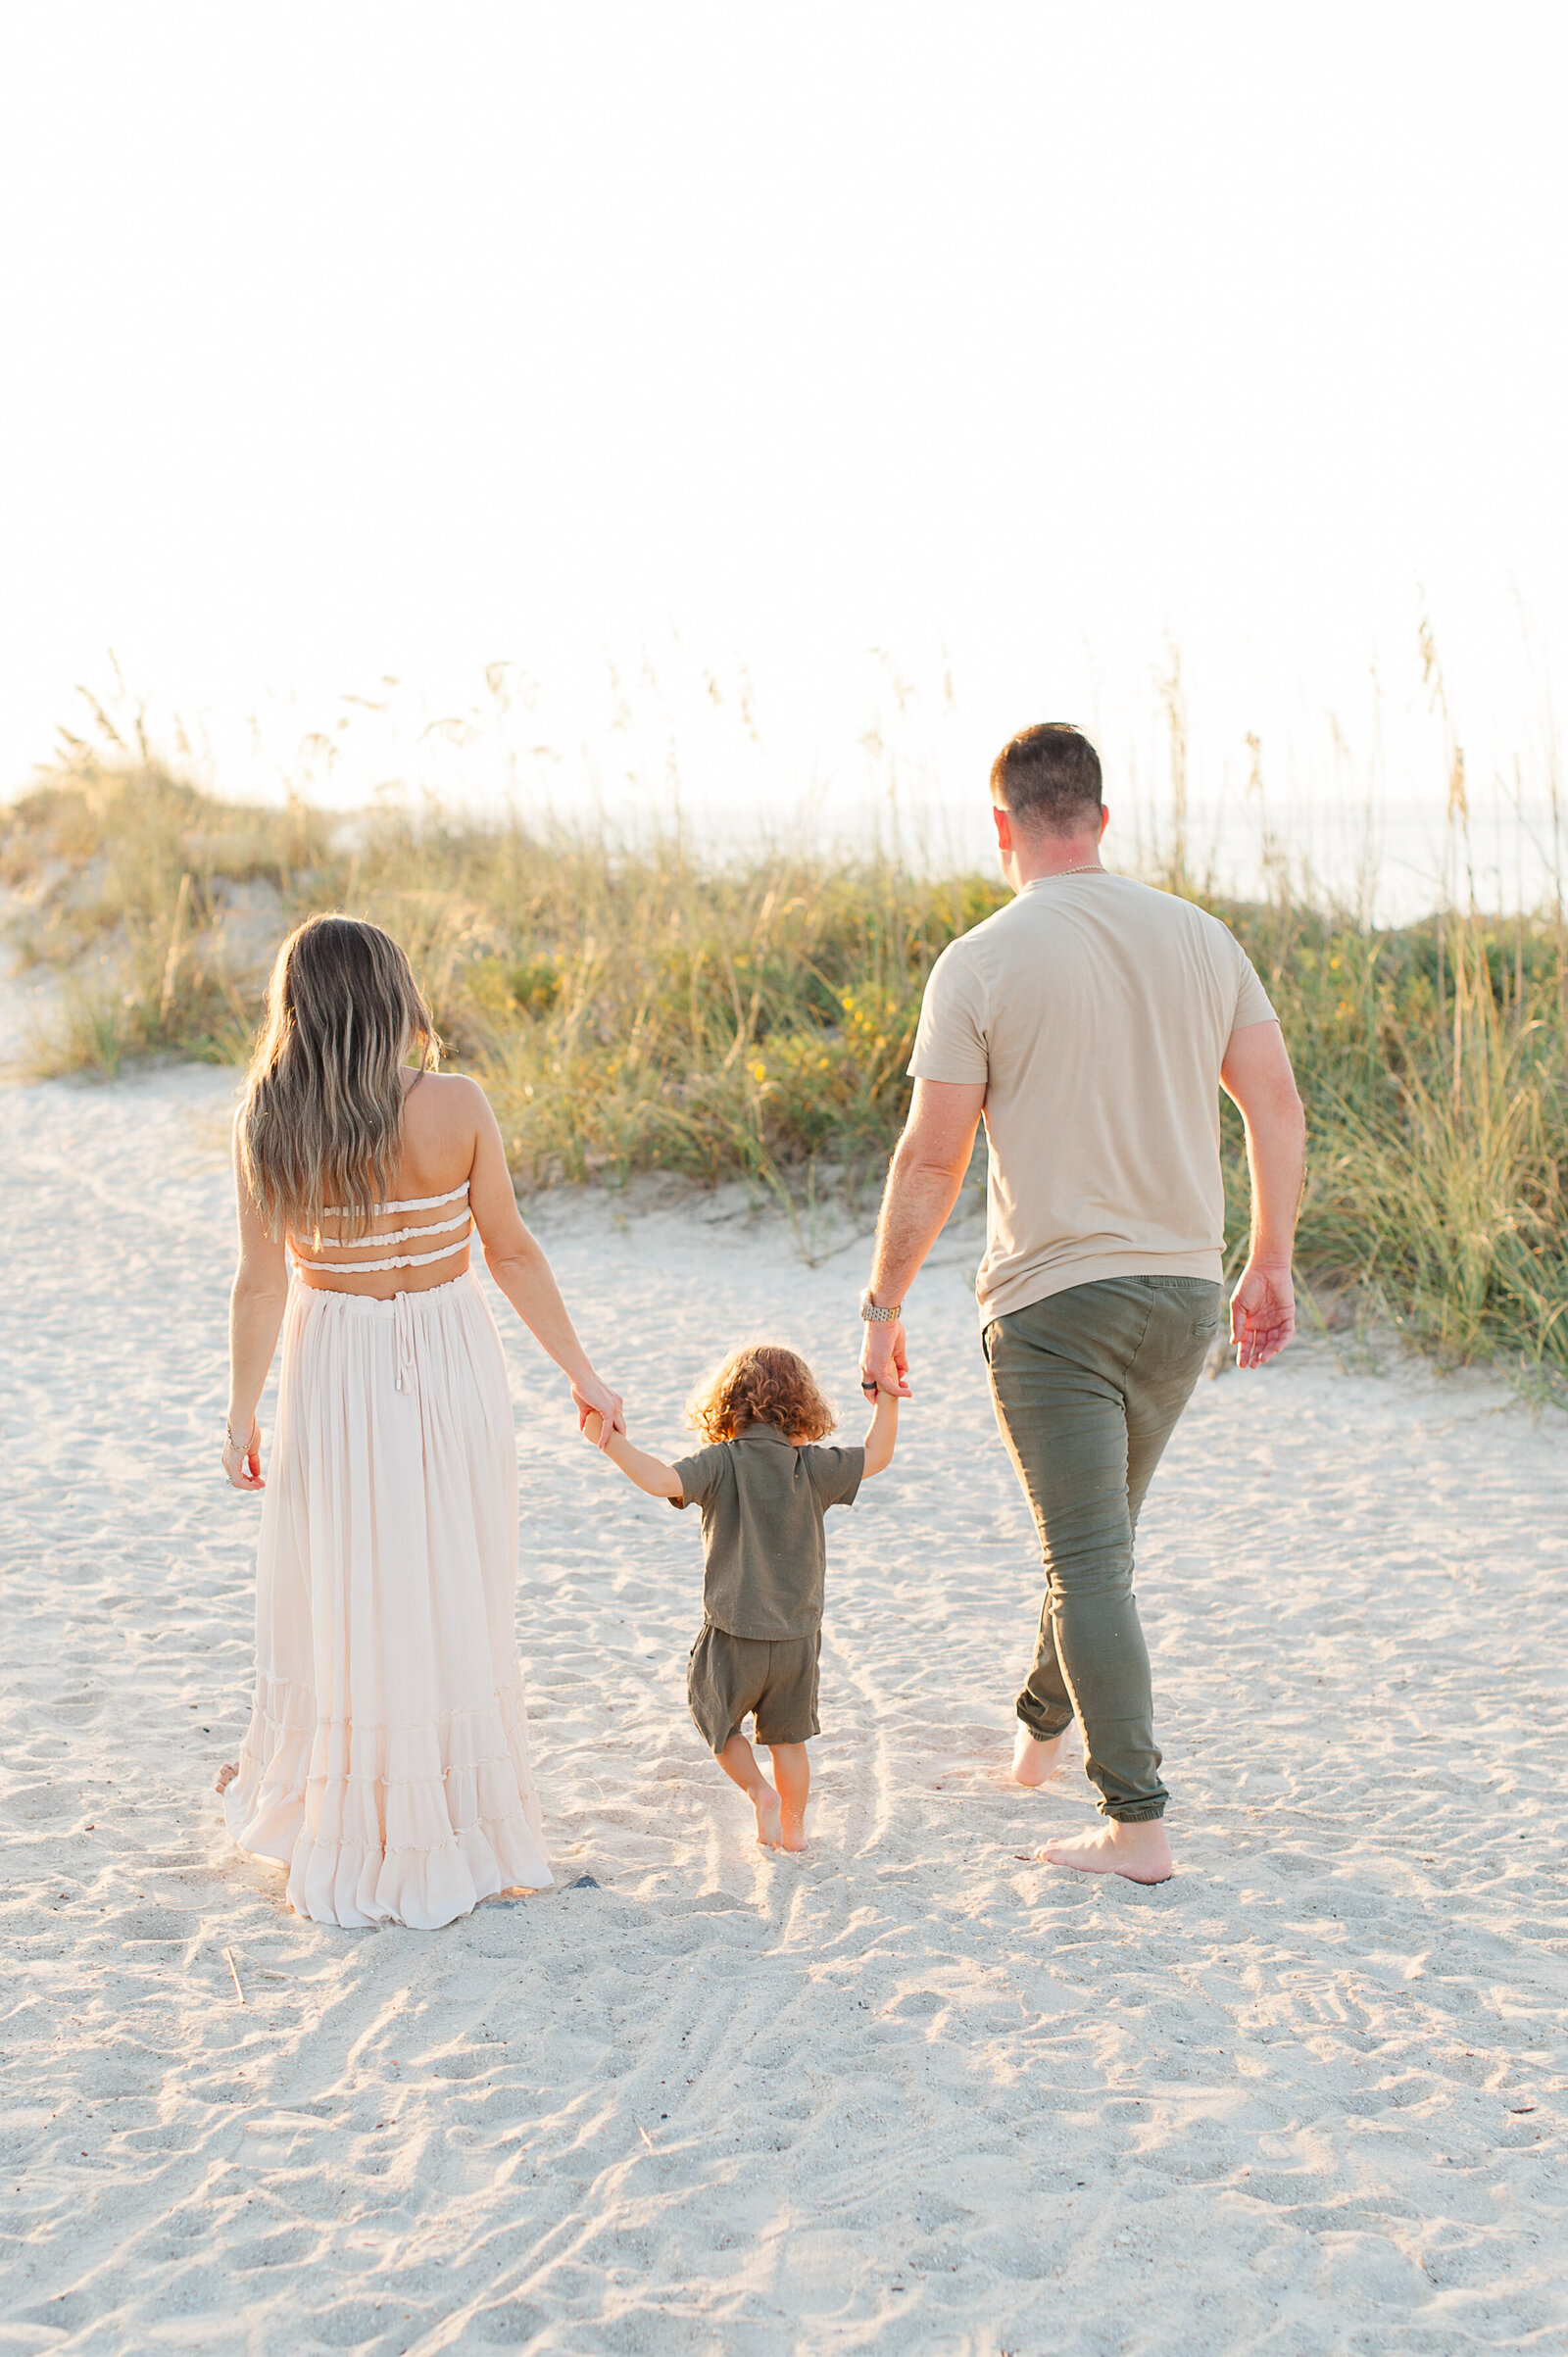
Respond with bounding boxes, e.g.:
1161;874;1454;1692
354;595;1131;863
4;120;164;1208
859;1290;902;1324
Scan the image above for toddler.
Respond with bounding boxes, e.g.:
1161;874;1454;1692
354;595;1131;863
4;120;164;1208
586;1343;897;1850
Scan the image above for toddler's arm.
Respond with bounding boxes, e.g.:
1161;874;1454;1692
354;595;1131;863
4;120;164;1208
861;1389;899;1478
583;1410;685;1501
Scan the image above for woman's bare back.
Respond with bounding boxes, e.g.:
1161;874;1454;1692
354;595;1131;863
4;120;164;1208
290;1070;484;1299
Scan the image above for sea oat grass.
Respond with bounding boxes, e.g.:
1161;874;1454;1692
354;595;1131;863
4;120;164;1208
5;760;1564;1385
1219;897;1568;1382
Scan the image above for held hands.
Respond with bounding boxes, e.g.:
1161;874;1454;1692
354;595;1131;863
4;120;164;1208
220;1419;264;1492
1230;1259;1297;1369
571;1374;625;1450
859;1314;912;1402
578;1410;683;1499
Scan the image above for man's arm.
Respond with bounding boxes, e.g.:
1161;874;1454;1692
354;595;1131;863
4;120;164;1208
860;1078;986;1398
1219;1020;1306;1369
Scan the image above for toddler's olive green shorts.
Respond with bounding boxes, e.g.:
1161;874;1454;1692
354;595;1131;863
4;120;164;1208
687;1621;821;1751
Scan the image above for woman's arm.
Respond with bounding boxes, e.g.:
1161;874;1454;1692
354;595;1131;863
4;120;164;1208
582;1411;685;1500
223;1118;289;1492
860;1389;899;1479
465;1081;625;1442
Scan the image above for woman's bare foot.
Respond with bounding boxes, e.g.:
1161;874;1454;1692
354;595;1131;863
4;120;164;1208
1011;1724;1073;1787
1035;1818;1172;1883
753;1787;783;1848
215;1762;238;1796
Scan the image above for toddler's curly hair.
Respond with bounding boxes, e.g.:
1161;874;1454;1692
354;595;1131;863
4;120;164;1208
685;1343;837;1445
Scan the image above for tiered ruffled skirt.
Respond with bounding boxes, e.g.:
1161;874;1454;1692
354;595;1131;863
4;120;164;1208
223;1272;554;1927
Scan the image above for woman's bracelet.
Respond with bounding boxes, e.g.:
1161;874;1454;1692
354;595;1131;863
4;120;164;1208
224;1417;255;1450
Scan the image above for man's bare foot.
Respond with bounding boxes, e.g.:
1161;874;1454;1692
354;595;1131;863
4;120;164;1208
779;1809;807;1854
215;1762;238;1796
752;1787;783;1848
1035;1818;1172;1884
1011;1724;1074;1788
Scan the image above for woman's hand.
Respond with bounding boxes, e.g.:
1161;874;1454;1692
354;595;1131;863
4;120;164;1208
221;1419;265;1492
571;1374;625;1449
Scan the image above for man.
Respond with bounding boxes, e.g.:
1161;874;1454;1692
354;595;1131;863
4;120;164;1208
858;722;1304;1883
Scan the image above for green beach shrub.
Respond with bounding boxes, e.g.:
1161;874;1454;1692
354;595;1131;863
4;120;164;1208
4;758;1564;1387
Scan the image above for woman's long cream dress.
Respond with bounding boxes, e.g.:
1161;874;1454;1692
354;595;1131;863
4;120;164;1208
223;1211;553;1928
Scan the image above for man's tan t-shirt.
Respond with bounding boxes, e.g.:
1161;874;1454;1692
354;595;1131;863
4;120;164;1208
909;872;1277;1325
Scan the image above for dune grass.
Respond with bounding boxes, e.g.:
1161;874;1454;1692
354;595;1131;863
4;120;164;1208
4;758;1565;1387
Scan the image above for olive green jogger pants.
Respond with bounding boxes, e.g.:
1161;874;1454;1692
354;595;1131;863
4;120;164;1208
984;1275;1223;1823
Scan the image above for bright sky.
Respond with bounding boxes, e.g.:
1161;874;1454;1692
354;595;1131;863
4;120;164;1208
2;5;1565;908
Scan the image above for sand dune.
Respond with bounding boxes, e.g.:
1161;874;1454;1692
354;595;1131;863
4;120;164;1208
2;1055;1565;2355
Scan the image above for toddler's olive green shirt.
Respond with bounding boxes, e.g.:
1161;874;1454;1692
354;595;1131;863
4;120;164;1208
669;1423;863;1640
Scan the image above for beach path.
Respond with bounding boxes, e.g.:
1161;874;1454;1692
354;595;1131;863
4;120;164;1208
1;1061;1565;2356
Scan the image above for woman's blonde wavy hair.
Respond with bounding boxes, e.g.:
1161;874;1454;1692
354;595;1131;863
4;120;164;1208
239;914;439;1243
685;1344;837;1445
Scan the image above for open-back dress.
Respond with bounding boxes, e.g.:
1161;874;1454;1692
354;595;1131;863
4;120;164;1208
221;1181;554;1927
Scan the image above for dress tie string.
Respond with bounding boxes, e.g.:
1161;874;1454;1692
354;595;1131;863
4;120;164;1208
394;1291;417;1395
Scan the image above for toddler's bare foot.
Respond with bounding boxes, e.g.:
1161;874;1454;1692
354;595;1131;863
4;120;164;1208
1035;1819;1172;1884
215;1762;238;1796
753;1787;783;1848
1011;1724;1073;1787
779;1808;808;1853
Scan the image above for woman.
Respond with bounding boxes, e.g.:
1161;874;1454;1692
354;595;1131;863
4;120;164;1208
219;913;622;1929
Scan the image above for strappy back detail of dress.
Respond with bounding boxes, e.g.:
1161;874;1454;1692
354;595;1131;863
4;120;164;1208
292;1181;473;1278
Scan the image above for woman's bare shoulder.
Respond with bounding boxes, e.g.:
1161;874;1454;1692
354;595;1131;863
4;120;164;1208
408;1067;487;1104
402;1068;490;1139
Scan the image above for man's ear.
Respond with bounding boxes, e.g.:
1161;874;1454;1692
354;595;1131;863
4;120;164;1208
1099;804;1110;841
991;803;1012;854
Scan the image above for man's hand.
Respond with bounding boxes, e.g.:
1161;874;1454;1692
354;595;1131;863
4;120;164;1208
859;1315;911;1400
1230;1259;1296;1369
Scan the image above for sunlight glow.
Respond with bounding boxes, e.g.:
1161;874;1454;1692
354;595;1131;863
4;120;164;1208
2;4;1564;910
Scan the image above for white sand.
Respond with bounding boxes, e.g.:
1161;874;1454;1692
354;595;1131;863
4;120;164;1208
2;1055;1565;2357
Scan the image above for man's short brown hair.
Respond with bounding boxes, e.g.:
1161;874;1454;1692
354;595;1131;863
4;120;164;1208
990;723;1102;834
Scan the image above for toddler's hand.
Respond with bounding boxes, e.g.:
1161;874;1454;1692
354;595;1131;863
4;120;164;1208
571;1373;624;1446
